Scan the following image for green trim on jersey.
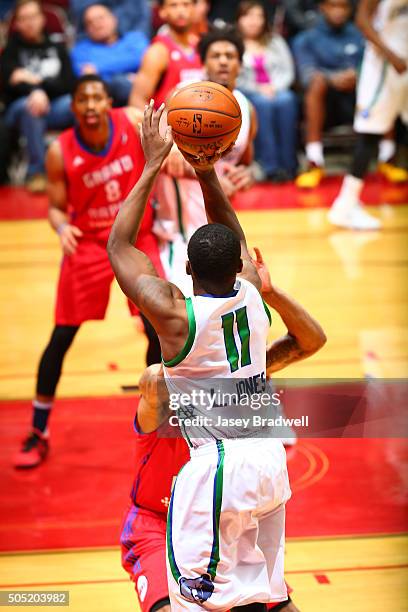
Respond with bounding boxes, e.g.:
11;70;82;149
221;312;240;372
207;440;225;579
168;241;174;268
236;306;251;368
263;300;272;326
162;297;196;367
222;306;253;372
166;471;182;583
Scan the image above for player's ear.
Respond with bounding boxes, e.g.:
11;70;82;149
107;96;113;109
186;261;192;276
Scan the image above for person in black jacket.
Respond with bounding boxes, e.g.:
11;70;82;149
0;0;75;192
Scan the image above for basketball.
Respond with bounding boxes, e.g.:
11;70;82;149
167;81;242;158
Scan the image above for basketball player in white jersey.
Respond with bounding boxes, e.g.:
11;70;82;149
329;0;408;230
108;102;326;610
154;27;257;295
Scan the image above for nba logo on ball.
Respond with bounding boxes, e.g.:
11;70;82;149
167;81;242;157
137;575;148;602
193;114;202;134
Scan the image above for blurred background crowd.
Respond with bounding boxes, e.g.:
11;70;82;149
0;0;406;193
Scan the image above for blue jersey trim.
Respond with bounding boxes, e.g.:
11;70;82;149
74;115;114;157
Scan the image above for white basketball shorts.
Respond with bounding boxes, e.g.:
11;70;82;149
166;437;292;611
354;46;408;134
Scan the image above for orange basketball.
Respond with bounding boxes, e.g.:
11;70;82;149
167;81;242;158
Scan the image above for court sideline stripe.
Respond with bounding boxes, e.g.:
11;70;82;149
1;563;407;589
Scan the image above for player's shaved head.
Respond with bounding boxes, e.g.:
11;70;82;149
187;223;242;288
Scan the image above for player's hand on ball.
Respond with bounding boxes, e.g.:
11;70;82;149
140;100;173;170
58;223;83;256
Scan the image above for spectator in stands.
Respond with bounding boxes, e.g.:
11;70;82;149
293;0;364;188
283;0;320;39
129;0;202;110
70;0;151;39
71;4;148;106
209;0;276;27
0;0;74;193
237;0;298;181
0;118;11;184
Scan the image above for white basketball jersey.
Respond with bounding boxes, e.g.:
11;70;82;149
162;278;273;446
373;0;408;58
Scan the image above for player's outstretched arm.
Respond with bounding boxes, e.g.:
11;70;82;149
253;248;326;372
191;164;261;289
108;101;183;334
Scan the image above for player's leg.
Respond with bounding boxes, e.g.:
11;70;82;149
328;49;404;229
296;72;328;188
328;132;383;230
377;126;408;182
121;503;171;612
14;241;112;468
13;324;80;469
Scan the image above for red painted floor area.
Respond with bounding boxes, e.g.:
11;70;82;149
0;396;407;552
1;175;407;221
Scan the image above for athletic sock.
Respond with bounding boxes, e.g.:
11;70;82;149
333;174;363;212
305;141;324;167
378;139;396;163
32;400;52;433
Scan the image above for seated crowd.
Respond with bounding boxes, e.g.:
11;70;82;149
0;0;406;192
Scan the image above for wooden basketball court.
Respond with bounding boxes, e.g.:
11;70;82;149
0;179;407;611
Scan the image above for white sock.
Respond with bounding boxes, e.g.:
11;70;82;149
305;141;324;167
333;175;363;212
378;139;396;163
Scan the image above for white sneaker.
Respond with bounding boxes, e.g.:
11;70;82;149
328;201;382;230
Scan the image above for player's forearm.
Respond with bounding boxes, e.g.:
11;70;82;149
264;286;326;372
194;167;246;243
48;205;69;233
108;163;159;250
355;3;396;62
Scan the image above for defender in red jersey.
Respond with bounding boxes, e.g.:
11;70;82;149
14;75;164;469
129;0;202;110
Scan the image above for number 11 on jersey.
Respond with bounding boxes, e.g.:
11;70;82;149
221;307;251;373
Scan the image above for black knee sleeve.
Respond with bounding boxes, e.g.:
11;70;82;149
350;133;382;179
150;597;170;612
36;325;80;397
140;314;162;366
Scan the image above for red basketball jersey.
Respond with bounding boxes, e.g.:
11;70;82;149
152;34;202;107
131;414;189;516
58;108;152;241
